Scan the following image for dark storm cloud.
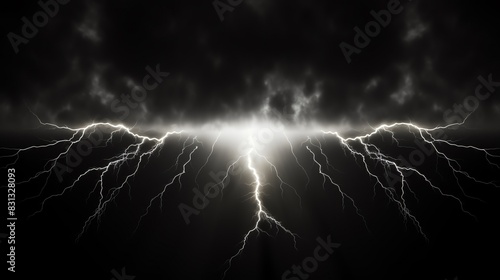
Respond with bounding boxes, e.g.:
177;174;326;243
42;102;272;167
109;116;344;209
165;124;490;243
1;0;499;128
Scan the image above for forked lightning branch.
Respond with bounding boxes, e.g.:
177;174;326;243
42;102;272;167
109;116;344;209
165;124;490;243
2;115;499;277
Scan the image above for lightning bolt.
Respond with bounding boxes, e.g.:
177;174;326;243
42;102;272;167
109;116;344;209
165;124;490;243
223;138;298;278
134;143;198;234
195;131;221;188
1;118;186;240
305;141;369;231
2;114;499;278
321;119;499;239
283;131;310;188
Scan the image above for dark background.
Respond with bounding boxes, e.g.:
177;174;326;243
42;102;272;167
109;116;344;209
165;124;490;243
1;0;500;127
1;0;500;279
1;128;499;280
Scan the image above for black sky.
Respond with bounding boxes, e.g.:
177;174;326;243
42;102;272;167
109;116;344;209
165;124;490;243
1;0;500;128
2;2;500;279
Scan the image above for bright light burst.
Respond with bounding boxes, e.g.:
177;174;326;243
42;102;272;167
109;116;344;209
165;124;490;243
2;115;499;277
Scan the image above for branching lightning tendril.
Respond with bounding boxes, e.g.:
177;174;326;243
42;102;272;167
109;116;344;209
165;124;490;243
2;114;499;277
